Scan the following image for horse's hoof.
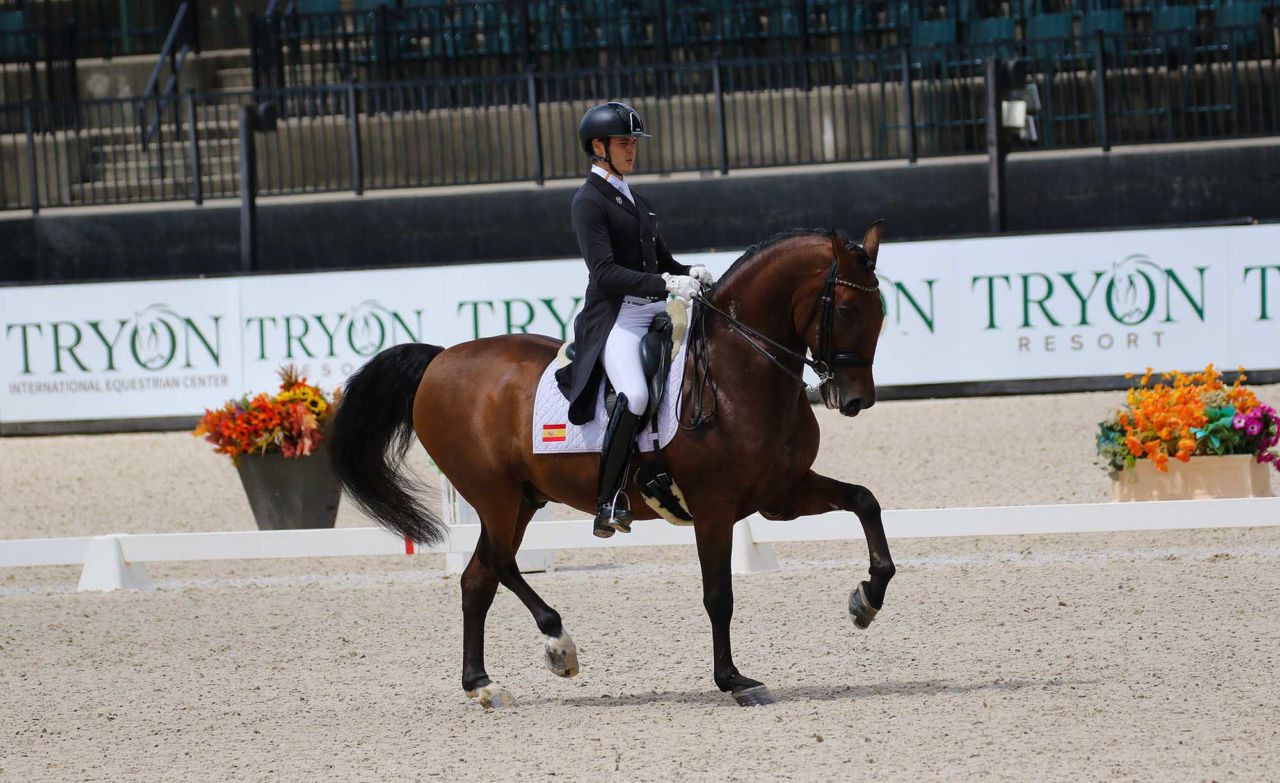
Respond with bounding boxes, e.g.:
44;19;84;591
849;582;879;630
465;681;516;709
543;630;580;678
732;685;775;707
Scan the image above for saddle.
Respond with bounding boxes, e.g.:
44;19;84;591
554;308;692;525
559;312;675;428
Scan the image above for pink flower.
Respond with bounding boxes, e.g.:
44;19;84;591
1246;421;1263;436
1233;413;1248;429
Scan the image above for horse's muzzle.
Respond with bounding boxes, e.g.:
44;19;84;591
839;398;864;417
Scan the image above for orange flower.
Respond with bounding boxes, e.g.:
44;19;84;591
192;365;338;460
1104;365;1261;473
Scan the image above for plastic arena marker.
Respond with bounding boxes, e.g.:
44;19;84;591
731;522;781;575
77;535;154;592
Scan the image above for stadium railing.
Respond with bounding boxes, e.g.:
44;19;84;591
2;20;1276;211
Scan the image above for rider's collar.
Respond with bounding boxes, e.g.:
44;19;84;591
590;163;623;183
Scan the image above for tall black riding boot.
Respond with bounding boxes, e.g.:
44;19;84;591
593;394;641;539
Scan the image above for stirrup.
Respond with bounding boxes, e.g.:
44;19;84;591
593;492;633;538
607;488;633;534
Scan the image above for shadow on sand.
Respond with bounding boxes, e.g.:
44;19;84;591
541;677;1090;708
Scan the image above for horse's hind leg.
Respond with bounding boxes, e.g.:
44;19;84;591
762;471;896;629
460;535;513;708
460;493;578;709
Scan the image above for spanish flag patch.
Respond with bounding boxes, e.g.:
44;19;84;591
541;423;567;443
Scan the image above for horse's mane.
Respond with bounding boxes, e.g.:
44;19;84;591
714;228;866;291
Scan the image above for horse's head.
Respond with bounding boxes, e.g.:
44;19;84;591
799;221;885;417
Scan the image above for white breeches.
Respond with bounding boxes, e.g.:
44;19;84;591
602;297;668;416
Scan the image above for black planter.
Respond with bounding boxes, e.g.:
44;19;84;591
234;447;341;531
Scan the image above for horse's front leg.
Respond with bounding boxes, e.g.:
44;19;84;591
693;516;775;706
762;470;896;629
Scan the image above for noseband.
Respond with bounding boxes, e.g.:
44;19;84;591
695;230;879;389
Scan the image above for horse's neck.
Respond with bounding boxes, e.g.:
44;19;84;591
710;251;812;354
704;249;815;404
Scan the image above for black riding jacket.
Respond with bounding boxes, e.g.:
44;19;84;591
554;171;690;425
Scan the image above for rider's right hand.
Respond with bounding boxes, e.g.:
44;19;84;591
662;273;702;301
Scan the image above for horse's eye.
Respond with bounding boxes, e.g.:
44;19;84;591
836;305;853;315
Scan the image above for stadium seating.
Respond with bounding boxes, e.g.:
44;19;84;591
912;17;960;45
0;9;28;60
240;0;1278;72
964;15;1018;44
1079;7;1126;35
1026;11;1075;39
294;0;344;13
1214;0;1270;25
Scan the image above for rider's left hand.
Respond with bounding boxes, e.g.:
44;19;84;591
689;265;715;287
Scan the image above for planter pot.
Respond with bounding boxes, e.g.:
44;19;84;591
235;448;342;530
1111;454;1275;502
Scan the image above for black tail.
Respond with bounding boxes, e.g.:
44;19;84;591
328;343;446;545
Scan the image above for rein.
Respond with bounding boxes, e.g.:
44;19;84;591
692;296;818;387
682;230;879;429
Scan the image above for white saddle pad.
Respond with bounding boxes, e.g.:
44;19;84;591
532;313;691;455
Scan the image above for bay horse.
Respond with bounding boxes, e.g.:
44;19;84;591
328;223;895;708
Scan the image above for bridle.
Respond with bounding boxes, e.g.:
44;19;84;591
694;230;879;388
683;230;879;429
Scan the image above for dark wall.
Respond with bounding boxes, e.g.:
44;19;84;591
1005;140;1280;231
2;139;1277;285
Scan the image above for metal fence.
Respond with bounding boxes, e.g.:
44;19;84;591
2;21;1277;211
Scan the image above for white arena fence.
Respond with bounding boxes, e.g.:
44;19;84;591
2;492;1278;592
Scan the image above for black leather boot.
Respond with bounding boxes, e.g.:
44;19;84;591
593;394;641;538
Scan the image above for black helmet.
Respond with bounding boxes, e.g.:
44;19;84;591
578;101;651;156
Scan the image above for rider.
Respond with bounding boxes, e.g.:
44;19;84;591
555;101;715;539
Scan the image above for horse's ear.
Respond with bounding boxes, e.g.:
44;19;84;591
862;220;885;269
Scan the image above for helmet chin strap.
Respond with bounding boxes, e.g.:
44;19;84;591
592;139;623;178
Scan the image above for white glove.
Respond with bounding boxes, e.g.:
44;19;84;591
688;265;714;287
662;273;702;301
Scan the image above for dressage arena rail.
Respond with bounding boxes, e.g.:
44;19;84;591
2;497;1278;592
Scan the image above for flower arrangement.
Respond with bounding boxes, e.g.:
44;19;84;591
1097;365;1279;475
194;365;341;460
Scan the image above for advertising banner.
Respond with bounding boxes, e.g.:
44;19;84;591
0;278;241;424
2;224;1277;426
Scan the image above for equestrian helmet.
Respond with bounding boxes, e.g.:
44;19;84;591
578;101;651;156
